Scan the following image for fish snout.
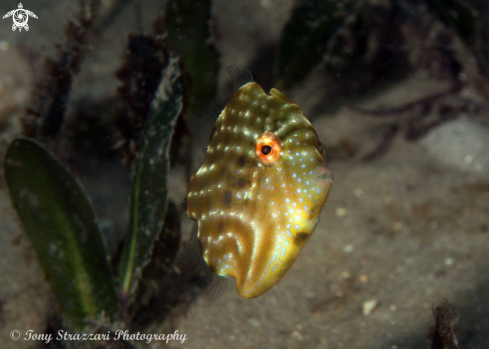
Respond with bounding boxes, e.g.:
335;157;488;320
312;166;333;190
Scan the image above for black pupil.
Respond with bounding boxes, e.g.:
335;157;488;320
261;145;272;155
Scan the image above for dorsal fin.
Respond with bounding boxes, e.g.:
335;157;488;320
270;88;292;103
227;66;254;91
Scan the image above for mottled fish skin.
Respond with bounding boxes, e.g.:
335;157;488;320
186;82;333;298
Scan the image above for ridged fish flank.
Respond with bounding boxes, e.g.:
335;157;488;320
186;81;333;298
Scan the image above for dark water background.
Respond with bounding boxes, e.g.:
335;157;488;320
0;1;488;348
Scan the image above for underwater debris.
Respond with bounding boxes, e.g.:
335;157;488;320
23;0;102;140
275;0;357;89
361;123;400;161
425;0;480;51
430;300;460;349
350;83;462;117
113;34;169;164
326;138;357;161
350;77;489;160
64;97;118;162
345;0;489;160
275;0;410;98
153;0;220;116
350;78;471;160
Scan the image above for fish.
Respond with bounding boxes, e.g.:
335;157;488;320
185;75;333;298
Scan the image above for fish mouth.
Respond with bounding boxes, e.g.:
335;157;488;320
312;166;334;189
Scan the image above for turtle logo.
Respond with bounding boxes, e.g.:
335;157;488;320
3;3;38;32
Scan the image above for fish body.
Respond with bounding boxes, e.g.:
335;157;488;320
186;82;333;298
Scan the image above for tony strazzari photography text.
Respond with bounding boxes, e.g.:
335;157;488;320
23;329;187;344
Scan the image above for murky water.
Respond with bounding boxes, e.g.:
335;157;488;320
0;1;488;348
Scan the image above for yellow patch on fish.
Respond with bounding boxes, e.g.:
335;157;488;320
186;82;333;298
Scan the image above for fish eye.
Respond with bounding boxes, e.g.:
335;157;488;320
261;145;272;155
256;132;282;164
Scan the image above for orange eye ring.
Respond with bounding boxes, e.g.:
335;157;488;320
256;132;282;164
